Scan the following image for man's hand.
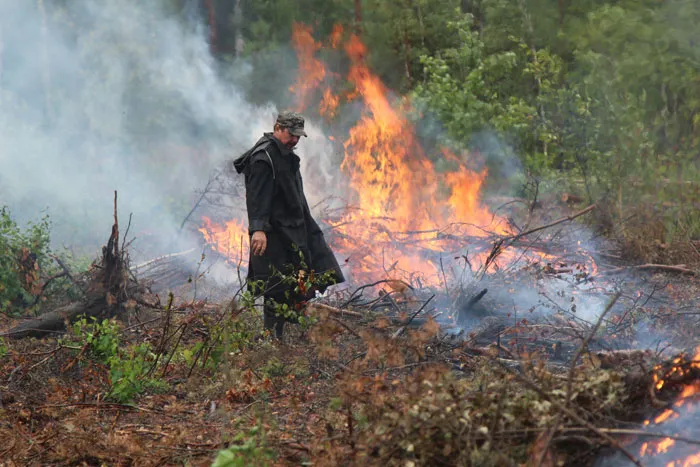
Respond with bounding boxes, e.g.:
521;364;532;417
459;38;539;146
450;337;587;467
251;231;267;256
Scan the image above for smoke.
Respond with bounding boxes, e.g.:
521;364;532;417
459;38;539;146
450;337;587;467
0;0;334;259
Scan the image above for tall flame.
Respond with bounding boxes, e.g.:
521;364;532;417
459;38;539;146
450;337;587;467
200;24;550;286
312;27;511;284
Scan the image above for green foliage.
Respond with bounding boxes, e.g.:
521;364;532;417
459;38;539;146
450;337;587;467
0;338;8;359
64;317;167;402
260;356;287;378
211;426;274;467
70;317;121;360
407;0;700;247
0;207;52;316
107;343;168;403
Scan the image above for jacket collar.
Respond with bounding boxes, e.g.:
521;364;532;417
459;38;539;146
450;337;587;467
265;132;298;158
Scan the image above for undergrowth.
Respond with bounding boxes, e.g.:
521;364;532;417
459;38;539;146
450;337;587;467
212;425;274;467
62;317;168;402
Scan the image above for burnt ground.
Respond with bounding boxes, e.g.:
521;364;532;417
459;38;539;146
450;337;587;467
1;200;699;466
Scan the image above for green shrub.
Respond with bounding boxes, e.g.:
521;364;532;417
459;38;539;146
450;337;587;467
0;338;8;359
107;342;168;403
65;317;167;402
0;207;51;315
211;426;274;467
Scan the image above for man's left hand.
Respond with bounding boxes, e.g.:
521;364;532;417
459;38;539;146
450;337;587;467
251;231;267;256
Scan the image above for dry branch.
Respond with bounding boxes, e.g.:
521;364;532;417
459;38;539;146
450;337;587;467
600;264;697;276
307;302;363;318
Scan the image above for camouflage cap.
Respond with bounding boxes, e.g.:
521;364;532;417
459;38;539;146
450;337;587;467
276;110;308;137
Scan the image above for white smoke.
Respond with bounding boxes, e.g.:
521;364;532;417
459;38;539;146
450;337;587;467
0;0;335;259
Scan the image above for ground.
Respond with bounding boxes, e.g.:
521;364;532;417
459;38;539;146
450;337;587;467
1;200;699;466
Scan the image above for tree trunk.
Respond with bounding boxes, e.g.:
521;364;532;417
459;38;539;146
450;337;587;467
203;0;217;54
5;300;113;339
354;0;363;35
402;4;413;85
233;0;244;57
37;0;54;125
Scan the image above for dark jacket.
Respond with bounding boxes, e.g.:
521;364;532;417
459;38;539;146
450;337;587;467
233;133;345;299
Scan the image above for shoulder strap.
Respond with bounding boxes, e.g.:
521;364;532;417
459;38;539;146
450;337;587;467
250;142;276;180
260;148;276;180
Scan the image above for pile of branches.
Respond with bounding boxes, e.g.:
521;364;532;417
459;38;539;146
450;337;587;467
299;287;700;467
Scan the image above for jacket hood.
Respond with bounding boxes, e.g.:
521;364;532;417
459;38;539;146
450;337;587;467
233;134;273;174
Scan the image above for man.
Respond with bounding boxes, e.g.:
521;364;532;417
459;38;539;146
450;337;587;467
233;111;345;338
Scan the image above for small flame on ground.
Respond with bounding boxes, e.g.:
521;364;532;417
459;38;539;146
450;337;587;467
198;217;249;266
637;346;700;466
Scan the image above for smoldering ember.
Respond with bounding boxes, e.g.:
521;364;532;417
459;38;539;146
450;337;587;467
1;2;699;467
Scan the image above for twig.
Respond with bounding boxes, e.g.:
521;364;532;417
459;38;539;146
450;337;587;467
536;291;621;467
307;302;363;318
49;254;73;281
340;280;395;307
149;292;175;377
392;295;435;339
329;317;361;338
566;291;621;402
508;204;596;243
31;272;68;306
113;191;119;259
121;212;133;254
34;402;156;412
439;256;449;296
179;169;221;231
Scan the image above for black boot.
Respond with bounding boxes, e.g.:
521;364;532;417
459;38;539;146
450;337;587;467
263;305;285;339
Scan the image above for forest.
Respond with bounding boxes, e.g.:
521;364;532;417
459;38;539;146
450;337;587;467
1;0;699;465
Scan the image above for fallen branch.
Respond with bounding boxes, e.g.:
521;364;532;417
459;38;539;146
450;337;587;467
599;264;696;276
307;302;363;318
506;204;597;243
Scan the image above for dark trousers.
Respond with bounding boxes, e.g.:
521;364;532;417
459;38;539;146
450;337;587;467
263;297;286;338
263;289;309;338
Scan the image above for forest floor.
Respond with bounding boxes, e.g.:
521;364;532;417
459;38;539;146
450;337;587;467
1;199;699;467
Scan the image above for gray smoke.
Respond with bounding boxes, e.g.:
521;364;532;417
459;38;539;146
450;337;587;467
0;0;335;259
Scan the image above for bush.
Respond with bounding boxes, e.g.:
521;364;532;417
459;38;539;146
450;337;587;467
64;317;167;402
0;207;51;315
212;426;274;467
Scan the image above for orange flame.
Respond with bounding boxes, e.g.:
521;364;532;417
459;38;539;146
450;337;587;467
289;23;326;112
320;88;339;119
200;24;590;286
323;32;514;283
198;217;249;267
638;346;700;465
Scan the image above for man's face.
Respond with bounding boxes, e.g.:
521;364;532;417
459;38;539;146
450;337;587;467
276;127;300;149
